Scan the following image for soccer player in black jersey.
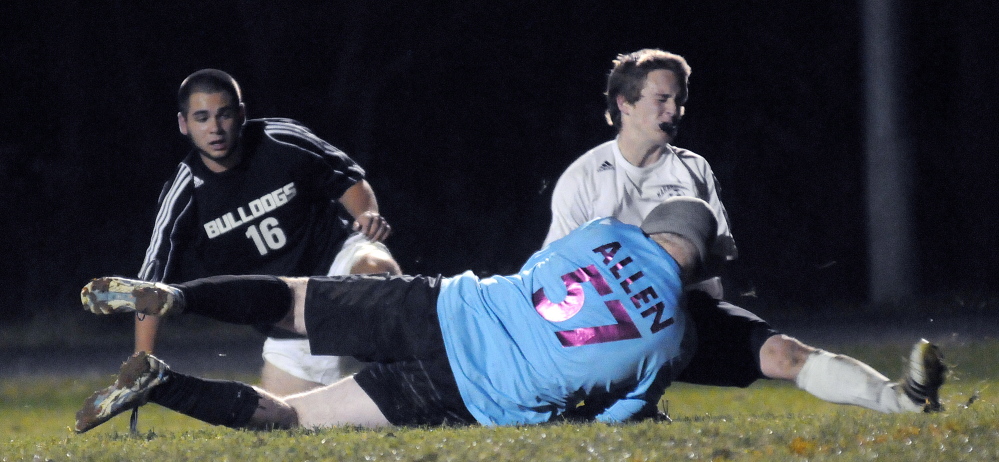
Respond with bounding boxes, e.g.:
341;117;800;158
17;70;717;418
136;69;401;396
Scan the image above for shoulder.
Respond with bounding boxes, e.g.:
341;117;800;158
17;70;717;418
669;145;709;164
573;140;617;167
259;119;319;146
555;218;668;266
557;141;617;182
170;155;199;182
668;146;715;173
177;151;198;168
258;118;314;137
252;119;356;165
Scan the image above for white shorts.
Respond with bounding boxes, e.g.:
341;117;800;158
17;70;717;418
261;232;391;384
262;337;363;385
326;232;392;276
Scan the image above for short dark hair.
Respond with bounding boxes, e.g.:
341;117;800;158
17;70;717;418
604;49;691;129
177;69;242;115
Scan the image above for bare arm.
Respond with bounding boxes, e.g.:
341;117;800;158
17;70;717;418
338;180;391;242
134;314;160;353
135;170;195;354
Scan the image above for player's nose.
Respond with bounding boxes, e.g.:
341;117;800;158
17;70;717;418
210;117;224;133
663;99;678;117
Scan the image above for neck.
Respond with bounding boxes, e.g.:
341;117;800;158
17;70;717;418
616;132;666;168
651;233;698;281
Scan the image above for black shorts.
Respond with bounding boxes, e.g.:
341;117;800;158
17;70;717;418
304;273;477;426
675;290;780;387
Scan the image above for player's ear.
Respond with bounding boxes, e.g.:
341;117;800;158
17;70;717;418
679;106;685;118
616;94;631;116
178;112;189;135
237;103;247;124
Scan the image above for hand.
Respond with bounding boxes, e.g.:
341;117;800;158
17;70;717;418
353;211;392;242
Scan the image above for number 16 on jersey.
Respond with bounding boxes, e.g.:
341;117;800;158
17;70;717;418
245;217;287;255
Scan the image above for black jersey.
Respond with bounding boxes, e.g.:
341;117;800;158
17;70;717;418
138;118;365;285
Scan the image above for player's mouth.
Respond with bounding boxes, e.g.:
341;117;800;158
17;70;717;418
659;120;679;138
208;139;228;151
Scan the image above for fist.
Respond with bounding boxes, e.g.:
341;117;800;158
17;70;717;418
353;211;391;242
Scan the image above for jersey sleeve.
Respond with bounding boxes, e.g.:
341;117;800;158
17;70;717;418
701;167;738;260
543;162;595;247
137;163;195;282
682;154;738;261
263;119;365;201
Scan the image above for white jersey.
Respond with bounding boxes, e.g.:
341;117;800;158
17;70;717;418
544;139;737;260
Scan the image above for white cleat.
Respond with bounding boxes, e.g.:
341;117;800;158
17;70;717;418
81;277;184;316
75;352;171;433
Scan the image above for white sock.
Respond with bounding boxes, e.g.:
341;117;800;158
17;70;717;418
795;350;921;413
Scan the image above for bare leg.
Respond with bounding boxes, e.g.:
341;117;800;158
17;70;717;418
283;376;391;429
758;334;815;380
349;246;402;275
266;252;398;396
259;277;331;396
260;360;326;397
764;334;933;413
244;387;299;430
275;277;310;334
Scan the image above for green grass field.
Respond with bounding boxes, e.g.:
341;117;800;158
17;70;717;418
2;340;996;461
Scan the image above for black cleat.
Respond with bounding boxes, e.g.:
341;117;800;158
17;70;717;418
900;339;946;412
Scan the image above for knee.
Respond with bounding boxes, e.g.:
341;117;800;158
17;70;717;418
350;252;401;275
759;334;816;381
246;387;300;430
258;404;299;430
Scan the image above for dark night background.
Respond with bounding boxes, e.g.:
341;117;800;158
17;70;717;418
1;1;997;325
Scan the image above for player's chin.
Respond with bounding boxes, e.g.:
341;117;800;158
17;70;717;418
202;146;233;159
653;134;673;146
648;129;670;141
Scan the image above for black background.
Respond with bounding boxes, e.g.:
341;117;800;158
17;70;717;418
2;1;996;321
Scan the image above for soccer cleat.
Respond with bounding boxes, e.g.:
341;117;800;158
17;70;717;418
75;352;171;433
900;339;946;412
81;277;184;316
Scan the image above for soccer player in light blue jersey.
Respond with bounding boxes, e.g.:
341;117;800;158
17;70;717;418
75;197;709;431
74;197;945;433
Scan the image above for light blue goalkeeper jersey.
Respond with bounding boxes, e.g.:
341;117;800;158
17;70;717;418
436;217;694;425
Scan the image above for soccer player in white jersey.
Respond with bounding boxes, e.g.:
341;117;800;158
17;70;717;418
544;49;946;419
76;198;944;433
544;50;735;264
136;69;401;397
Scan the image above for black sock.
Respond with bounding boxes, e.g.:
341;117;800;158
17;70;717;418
173;275;292;325
149;371;261;428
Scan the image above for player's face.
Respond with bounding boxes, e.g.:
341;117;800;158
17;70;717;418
178;91;245;171
620;69;684;146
